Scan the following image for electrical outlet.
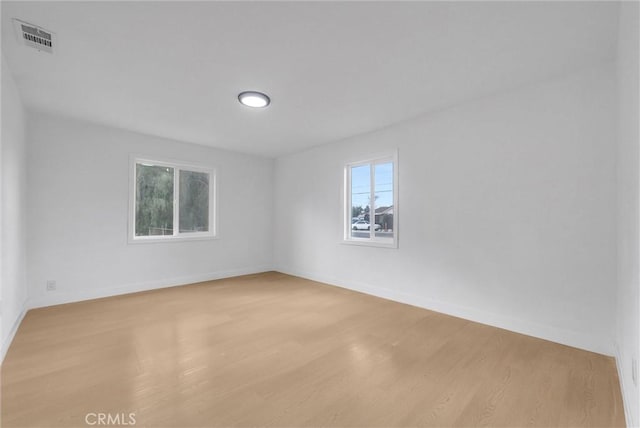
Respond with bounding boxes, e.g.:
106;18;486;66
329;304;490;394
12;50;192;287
633;358;638;387
46;280;56;291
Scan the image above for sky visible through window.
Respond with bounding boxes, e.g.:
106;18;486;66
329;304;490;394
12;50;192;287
351;162;393;211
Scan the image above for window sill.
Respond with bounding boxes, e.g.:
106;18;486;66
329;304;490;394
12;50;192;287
342;239;398;249
128;235;219;245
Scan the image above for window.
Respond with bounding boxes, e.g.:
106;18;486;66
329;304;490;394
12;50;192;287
344;152;398;247
130;157;216;242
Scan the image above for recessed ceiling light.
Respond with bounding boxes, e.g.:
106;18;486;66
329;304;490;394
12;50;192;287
238;91;270;108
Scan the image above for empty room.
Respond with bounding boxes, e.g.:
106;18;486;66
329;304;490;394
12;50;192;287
1;1;639;427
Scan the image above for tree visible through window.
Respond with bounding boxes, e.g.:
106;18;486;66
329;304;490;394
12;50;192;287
136;164;174;236
179;170;209;233
132;159;215;241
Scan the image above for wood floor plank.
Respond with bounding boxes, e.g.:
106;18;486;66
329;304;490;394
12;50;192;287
1;272;626;427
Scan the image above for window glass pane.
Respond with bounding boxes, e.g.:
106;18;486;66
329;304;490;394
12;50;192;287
374;162;394;241
350;164;371;239
136;164;174;236
179;170;210;233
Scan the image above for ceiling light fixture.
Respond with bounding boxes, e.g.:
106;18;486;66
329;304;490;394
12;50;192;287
238;91;270;108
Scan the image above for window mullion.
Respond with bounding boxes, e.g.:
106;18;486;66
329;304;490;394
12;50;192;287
174;168;179;236
345;168;349;240
370;163;375;241
347;167;352;240
132;163;138;239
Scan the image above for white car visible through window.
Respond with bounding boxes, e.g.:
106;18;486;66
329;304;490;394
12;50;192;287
352;220;381;231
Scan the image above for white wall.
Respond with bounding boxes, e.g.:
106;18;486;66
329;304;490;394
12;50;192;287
1;56;28;360
274;64;618;356
615;1;640;426
27;112;273;308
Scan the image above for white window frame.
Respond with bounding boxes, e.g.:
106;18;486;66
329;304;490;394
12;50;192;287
128;156;217;243
343;150;398;248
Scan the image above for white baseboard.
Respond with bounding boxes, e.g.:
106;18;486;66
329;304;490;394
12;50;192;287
276;266;614;357
19;264;615;356
27;265;272;309
615;343;637;428
1;302;27;364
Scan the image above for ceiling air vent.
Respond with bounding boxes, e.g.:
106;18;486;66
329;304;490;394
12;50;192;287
13;19;54;54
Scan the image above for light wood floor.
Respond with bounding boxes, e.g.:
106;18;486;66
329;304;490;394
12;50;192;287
2;272;625;427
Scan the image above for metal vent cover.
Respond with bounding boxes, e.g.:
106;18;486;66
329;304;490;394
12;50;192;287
13;19;54;54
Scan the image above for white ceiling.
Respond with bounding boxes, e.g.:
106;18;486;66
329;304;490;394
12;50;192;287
2;1;619;158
